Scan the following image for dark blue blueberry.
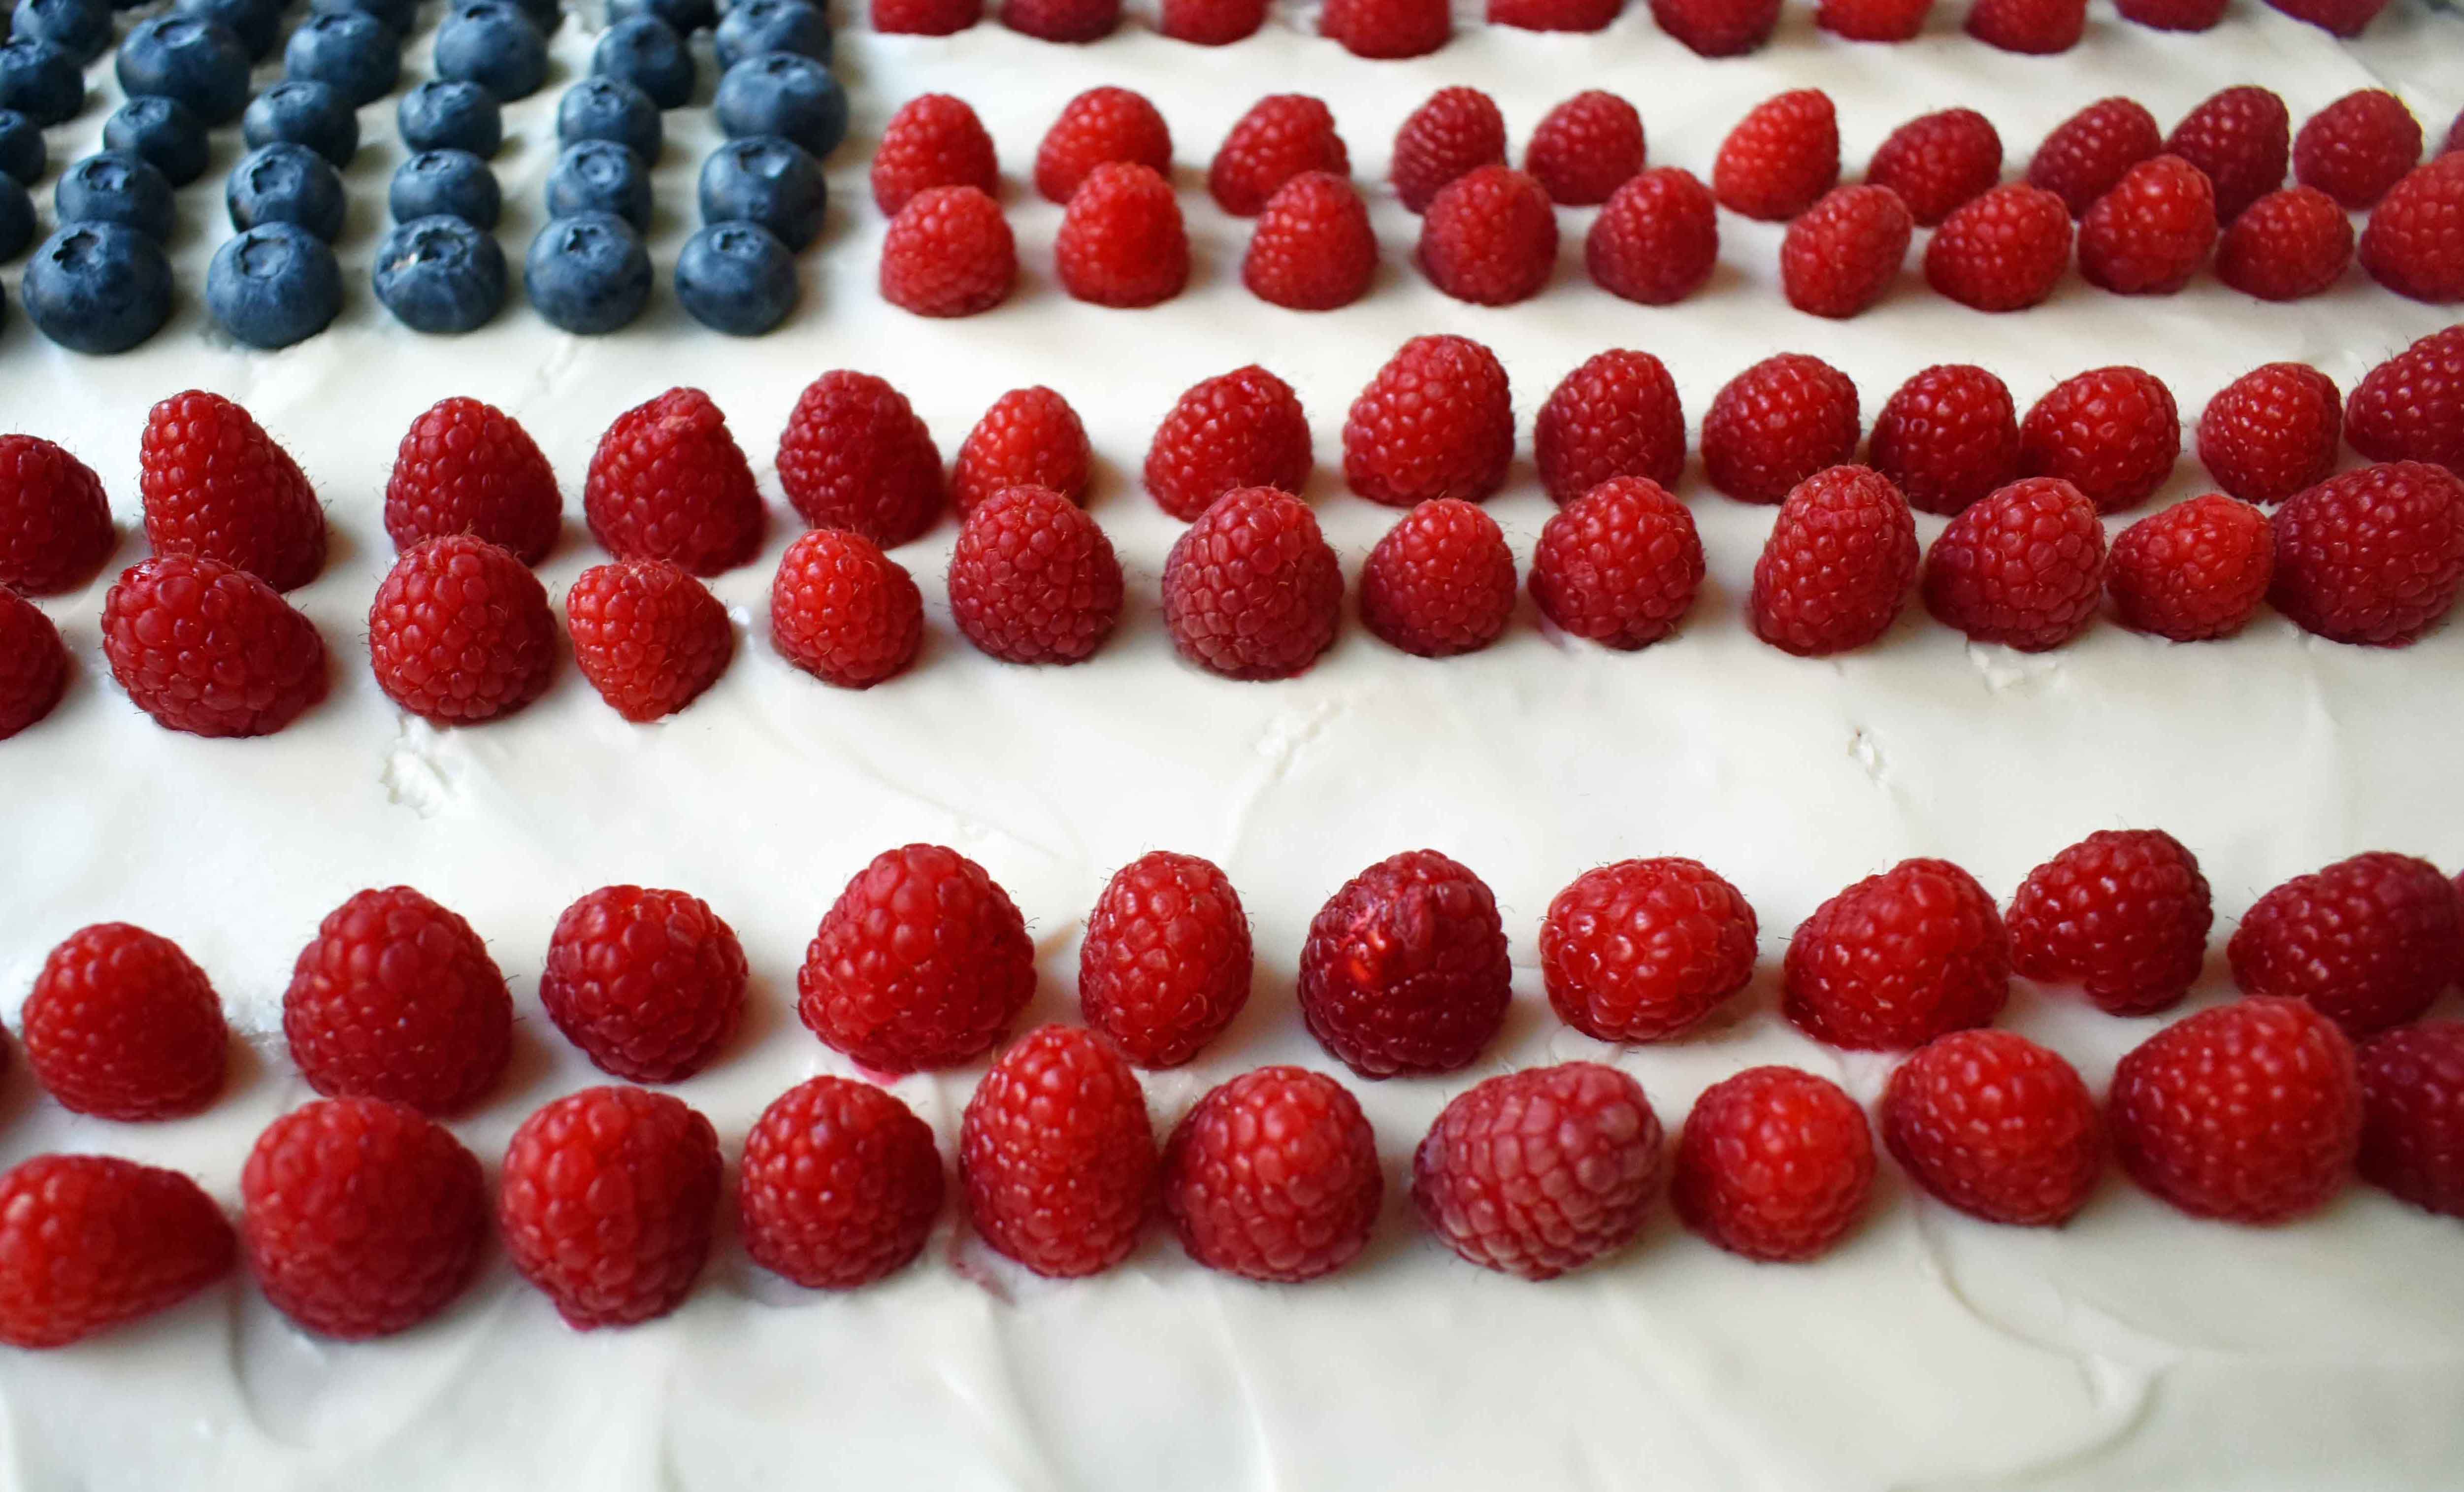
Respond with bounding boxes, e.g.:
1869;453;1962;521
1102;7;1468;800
104;97;209;187
56;152;175;242
116;16;250;127
698;135;825;251
283;12;399;108
510;0;559;31
0;172;32;260
173;0;284;60
526;211;651;333
311;0;418;32
243;80;359;167
0;108;41;184
557;76;660;161
206;221;341;348
591;16;691;110
398;79;501;158
227;142;347;242
11;0;112;66
23;221;173;354
433;1;547;101
713;0;828;69
391;148;499;229
0;38;81;126
374;214;506;332
545;139;650;232
608;0;713;33
675;220;793;335
714;53;845;160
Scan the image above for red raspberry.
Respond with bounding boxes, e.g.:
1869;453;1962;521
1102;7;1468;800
2269;461;2464;646
1034;87;1169;205
0;1155;232;1350
738;1076;945;1288
1701;352;1861;504
1543;858;1757;1042
540;885;748;1084
775;371;944;545
1418;165;1556;306
1780;184;1912;318
1866;108;2002;227
2198;362;2341;504
2018;365;2179;513
1713;89;1839;222
947;484;1123;664
0;589;66;739
1320;0;1448;57
1390;87;1505;214
1160;486;1343;679
1298;850;1510;1079
1343;333;1513;507
2261;0;2387;32
769;527;923;688
2107;495;2275;642
0;434;111;595
1164;1067;1379;1282
872;0;978;30
2006;829;2213;1015
565;559;733;723
1002;0;1116;40
2294;89;2422;210
1055;162;1189;308
1529;477;1703;649
1868;364;2019;516
1160;0;1264;40
2359;154;2464;303
2030;98;2161;218
1209;95;1348;217
1143;365;1311;521
1586;166;1719;305
1749;464;1920;656
24;923;225;1122
241;1097;487;1339
284;886;511;1114
871;95;998;216
881;185;1016;318
1923;476;2106;649
2114;0;2223;26
1535;349;1685;504
1964;0;2083;51
138;390;325;593
1884;1030;2102;1226
1242;171;1377;311
582;387;767;575
1490;0;1617;26
2165;86;2290;224
960;1025;1156;1277
2216;186;2352;300
1360;497;1515;657
2079;155;2218;295
2356;1021;2464;1216
1523;90;1644;206
798;843;1034;1072
367;535;557;726
1080;850;1253;1068
1671;1066;1874;1261
1815;0;1929;40
952;386;1089;513
1651;0;1779;55
2347;325;2464;474
1785;858;2010;1049
2230;852;2462;1036
1413;1063;1665;1279
383;397;559;567
100;554;327;738
498;1086;721;1328
1922;183;2074;311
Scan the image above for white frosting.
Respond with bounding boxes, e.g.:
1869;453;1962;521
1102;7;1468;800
4;3;2464;1488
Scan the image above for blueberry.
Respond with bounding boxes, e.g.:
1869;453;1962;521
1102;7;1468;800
546;139;650;232
105;97;210;188
526;212;651;333
398;79;501;158
116;16;250;127
391;148;500;229
557;76;660;162
243;81;359;167
591;16;691;111
310;0;418;32
23;222;173;354
207;222;341;348
228;142;347;242
713;0;828;69
510;0;560;31
374;214;506;332
173;0;283;60
675;220;794;335
0;38;81;126
714;53;845;160
283;13;399;108
0;108;40;183
0;172;32;260
698;136;825;251
608;0;713;33
56;152;175;242
433;1;548;102
12;0;113;66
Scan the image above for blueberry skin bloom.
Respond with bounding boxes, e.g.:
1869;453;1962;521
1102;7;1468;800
391;149;500;229
526;211;651;333
56;152;176;242
545;140;650;232
0;108;42;183
557;76;660;161
174;0;284;60
713;0;829;70
207;222;341;348
104;97;209;187
675;220;794;335
244;80;359;167
0;38;83;126
433;1;547;101
0;172;33;260
592;16;691;110
398;80;500;158
116;16;250;126
699;135;825;251
283;13;399;108
713;53;845;159
12;0;113;66
23;222;174;354
228;142;347;242
374;215;506;333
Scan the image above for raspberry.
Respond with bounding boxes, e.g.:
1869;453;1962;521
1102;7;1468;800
1491;0;1618;26
1002;0;1116;40
1701;352;1861;504
2261;0;2388;32
582;388;767;576
775;370;944;545
1866;108;2002;227
0;1155;232;1350
2198;362;2342;504
2019;365;2180;514
383;397;559;567
2031;97;2163;217
1815;0;1929;40
1413;1063;1665;1278
1360;497;1515;657
798;843;1034;1072
1343;333;1513;507
739;1076;945;1288
1651;0;1779;55
2006;829;2213;1015
2114;0;2223;26
952;387;1089;513
138;390;325;593
24;923;225;1122
769;527;923;688
1923;476;2106;649
873;0;978;30
1418;165;1556;306
960;1026;1156;1277
1868;364;2020;516
2269;461;2464;646
100;554;327;738
1143;365;1312;521
881;185;1016;318
498;1086;721;1328
871;94;998;216
284;887;511;1114
2079;155;2218;295
1390;87;1505;214
2166;86;2290;224
1786;858;2009;1049
0;434;111;595
1780;184;1912;318
2230;852;2463;1036
1884;1030;2102;1227
1713;89;1838;222
1964;0;2083;51
1671;1066;1874;1261
541;886;748;1084
1922;183;2074;312
1585;166;1719;305
1242;171;1377;311
1160;486;1343;679
1543;858;1757;1042
1055;162;1189;308
2348;326;2464;474
2108;495;2275;642
2359;155;2464;303
1749;464;1920;656
1080;851;1253;1067
2294;89;2423;210
1164;1068;1380;1282
565;559;733;723
1208;95;1347;217
1298;850;1510;1079
1535;350;1685;504
1523;90;1643;206
0;590;66;740
1160;0;1264;40
2356;1022;2464;1216
367;535;557;726
2222;194;2352;308
241;1097;487;1339
947;484;1123;664
1034;87;1170;205
1320;0;1448;58
1529;477;1703;649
